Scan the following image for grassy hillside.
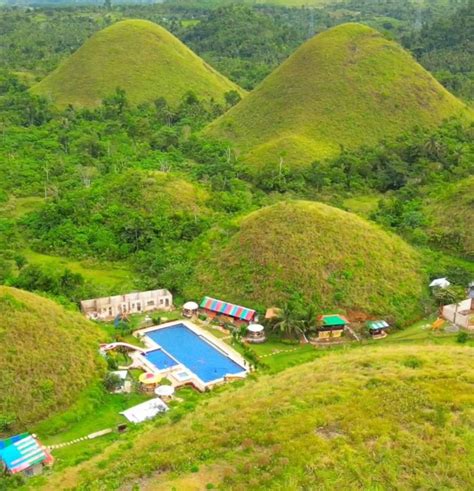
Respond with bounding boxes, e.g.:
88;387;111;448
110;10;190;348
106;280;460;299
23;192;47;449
186;201;426;325
206;23;470;173
426;176;474;259
31;19;245;108
38;345;474;489
0;287;105;433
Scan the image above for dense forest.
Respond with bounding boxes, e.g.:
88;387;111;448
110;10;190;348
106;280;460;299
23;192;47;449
0;0;472;309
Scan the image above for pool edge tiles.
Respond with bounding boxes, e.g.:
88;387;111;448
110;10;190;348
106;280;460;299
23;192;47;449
136;321;248;388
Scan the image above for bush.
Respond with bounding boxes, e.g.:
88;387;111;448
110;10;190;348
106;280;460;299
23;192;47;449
0;413;15;433
103;373;122;392
105;354;119;370
456;331;469;344
402;356;424;369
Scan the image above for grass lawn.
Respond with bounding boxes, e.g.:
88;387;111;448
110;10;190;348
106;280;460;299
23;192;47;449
200;324;231;339
29;385;151;474
381;317;474;347
37;344;474;490
35;393;150;445
30;385;204;476
342;193;381;218
0;196;44;218
23;249;137;294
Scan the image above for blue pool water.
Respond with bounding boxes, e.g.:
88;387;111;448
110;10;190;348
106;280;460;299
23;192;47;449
143;349;178;370
144;324;245;383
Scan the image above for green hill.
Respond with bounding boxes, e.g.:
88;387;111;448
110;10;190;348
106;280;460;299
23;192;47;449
186;201;426;325
0;287;105;433
40;345;474;489
205;23;470;174
426;177;474;259
31;19;244;108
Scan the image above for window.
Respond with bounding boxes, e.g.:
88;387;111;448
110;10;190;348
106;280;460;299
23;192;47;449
147;300;154;306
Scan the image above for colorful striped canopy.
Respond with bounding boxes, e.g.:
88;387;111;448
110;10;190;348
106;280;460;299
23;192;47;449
200;297;256;321
0;434;52;474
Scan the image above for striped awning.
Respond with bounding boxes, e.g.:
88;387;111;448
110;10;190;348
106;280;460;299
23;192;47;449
0;434;51;474
200;296;256;321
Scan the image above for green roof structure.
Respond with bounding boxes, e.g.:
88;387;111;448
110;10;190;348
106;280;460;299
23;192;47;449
320;315;348;328
367;320;389;331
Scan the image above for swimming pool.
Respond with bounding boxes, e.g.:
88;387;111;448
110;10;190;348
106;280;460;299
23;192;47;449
144;323;246;383
143;348;178;370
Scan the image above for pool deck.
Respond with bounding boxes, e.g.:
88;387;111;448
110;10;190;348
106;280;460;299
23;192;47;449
133;320;249;391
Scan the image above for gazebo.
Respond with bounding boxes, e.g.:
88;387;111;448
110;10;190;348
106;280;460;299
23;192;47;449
155;385;175;402
139;372;161;394
317;315;348;339
246;323;266;343
182;301;199;318
367;320;390;339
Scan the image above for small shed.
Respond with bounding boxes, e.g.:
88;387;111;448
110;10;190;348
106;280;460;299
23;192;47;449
110;370;132;393
182;301;199;318
317;315;348;339
0;434;53;477
246;323;266;344
367;320;390;338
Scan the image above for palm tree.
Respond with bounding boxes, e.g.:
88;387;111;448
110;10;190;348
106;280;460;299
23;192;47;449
271;303;306;341
298;305;319;341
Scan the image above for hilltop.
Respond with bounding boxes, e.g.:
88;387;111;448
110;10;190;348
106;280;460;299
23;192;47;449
31;19;244;108
205;23;470;173
39;345;474;489
186;201;426;325
0;287;105;433
426;176;474;259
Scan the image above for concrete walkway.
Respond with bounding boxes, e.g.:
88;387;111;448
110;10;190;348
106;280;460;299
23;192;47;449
260;347;299;358
47;429;112;451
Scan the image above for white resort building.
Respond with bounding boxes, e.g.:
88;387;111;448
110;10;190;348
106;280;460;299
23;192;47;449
442;298;474;330
81;289;173;320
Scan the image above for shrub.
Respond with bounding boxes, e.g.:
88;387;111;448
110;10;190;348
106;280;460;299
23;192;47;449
103;373;122;392
456;331;469;344
402;356;424;369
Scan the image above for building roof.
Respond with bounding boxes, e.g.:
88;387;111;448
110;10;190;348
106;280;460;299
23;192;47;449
247;323;264;333
265;307;281;319
200;297;255;321
120;398;168;423
367;320;389;331
320;314;348;327
183;301;199;310
0;434;52;474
